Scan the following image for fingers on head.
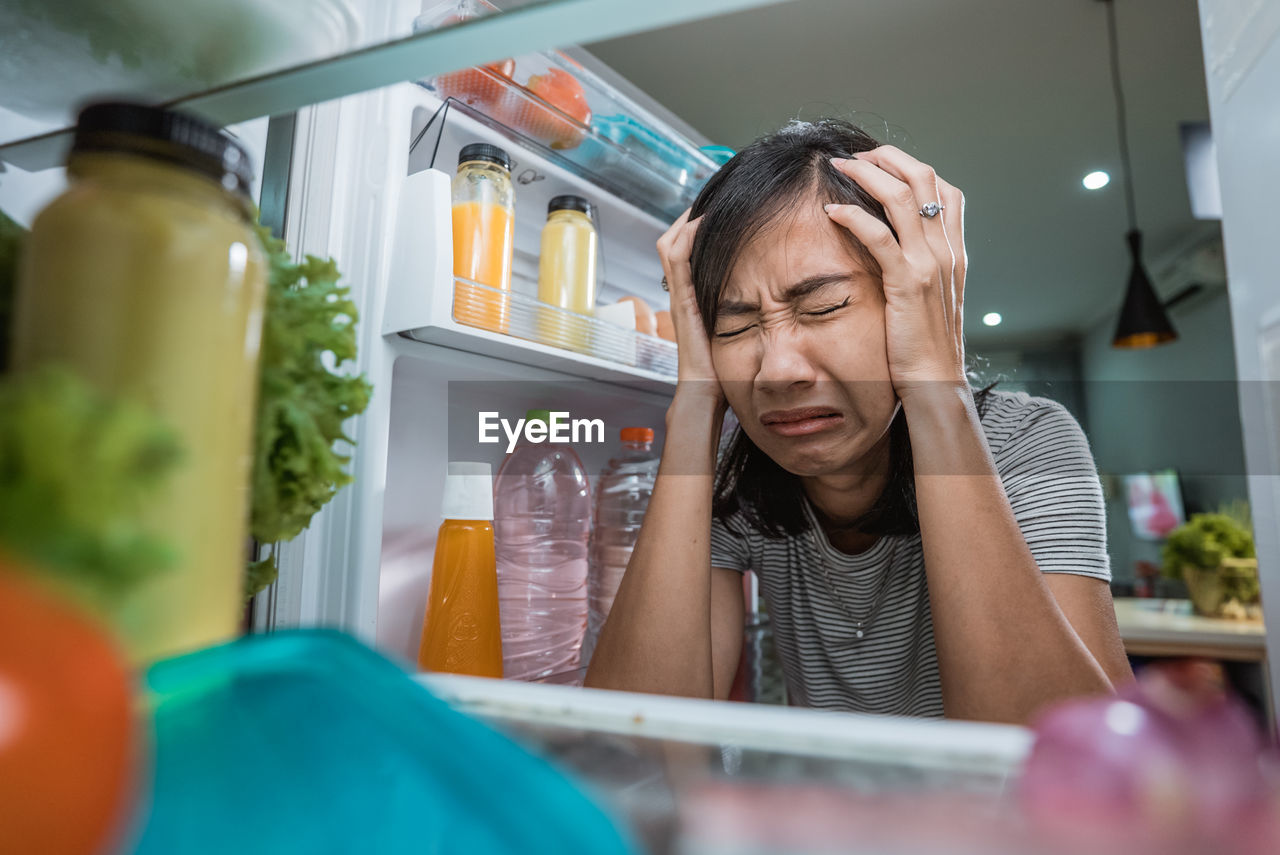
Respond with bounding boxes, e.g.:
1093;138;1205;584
659;213;701;258
937;178;964;215
862;145;939;198
833;205;897;253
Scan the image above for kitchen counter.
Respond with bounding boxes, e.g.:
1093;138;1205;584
1112;597;1267;661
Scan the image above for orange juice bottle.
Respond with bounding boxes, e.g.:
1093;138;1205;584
452;144;515;334
418;462;503;677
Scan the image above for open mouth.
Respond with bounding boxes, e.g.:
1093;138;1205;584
758;407;845;437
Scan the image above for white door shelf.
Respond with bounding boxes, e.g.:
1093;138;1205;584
385;165;677;392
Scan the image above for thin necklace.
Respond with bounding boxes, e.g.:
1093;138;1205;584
808;527;899;642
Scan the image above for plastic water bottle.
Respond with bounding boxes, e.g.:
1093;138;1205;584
584;428;659;663
493;409;592;681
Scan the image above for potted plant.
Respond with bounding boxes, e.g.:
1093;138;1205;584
1161;502;1260;618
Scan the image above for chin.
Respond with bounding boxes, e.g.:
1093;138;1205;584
755;431;865;478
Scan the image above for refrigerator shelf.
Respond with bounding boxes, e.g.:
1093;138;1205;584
450;276;677;375
386;166;677;393
0;0;773;171
401;277;677;393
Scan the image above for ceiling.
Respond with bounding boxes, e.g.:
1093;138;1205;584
585;0;1216;350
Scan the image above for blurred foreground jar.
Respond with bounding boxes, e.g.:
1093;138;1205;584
11;102;267;663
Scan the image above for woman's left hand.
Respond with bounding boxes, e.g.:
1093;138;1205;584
823;147;968;401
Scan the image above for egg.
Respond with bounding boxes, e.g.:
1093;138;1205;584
655;310;676;342
617;296;657;336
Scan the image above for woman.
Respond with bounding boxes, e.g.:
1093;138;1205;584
584;119;1131;724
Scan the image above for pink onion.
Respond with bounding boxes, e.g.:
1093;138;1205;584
1019;661;1278;855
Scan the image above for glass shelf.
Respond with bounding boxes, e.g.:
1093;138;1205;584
450;276;677;376
0;0;784;172
419;674;1029;853
399;275;678;394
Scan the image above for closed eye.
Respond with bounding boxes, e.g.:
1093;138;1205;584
715;324;755;338
804;298;850;316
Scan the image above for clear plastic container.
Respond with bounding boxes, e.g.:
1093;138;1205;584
583;428;658;663
417;0;721;222
493;410;592;681
452;142;514;334
537;194;598;354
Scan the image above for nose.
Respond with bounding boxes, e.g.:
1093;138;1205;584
755;325;819;396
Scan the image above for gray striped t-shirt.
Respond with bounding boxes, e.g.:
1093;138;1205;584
709;390;1111;718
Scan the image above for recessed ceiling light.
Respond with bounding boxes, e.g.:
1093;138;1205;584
1083;170;1111;190
983;312;1003;327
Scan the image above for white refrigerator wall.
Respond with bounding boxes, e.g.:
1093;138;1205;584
1197;0;1280;710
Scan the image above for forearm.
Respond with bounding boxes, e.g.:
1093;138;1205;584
902;384;1112;723
584;393;725;698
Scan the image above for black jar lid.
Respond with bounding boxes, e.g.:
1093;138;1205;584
72;101;254;199
458;143;511;171
548;194;593;217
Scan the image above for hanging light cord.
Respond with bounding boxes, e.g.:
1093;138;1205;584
1104;0;1139;232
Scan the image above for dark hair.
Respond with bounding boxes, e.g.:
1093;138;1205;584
689;118;992;540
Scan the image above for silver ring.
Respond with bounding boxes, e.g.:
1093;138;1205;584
919;202;944;218
661;276;669;291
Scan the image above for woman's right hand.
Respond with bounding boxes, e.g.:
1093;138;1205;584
657;210;724;410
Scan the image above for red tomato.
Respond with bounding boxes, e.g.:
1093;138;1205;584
525;68;592;149
487;58;516;79
433;59;517;110
0;563;139;855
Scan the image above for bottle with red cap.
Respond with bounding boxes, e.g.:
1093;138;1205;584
584;427;659;663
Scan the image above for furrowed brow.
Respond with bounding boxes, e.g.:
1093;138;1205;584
715;273;855;320
715;298;759;318
780;273;853;301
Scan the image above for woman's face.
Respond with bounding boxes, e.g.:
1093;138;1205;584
710;201;898;477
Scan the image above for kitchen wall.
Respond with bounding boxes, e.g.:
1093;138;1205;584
971;343;1086;426
1079;286;1249;585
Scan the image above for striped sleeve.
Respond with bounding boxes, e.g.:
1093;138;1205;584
994;399;1112;581
709;513;752;573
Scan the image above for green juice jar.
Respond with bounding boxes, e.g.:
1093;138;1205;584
12;102;268;663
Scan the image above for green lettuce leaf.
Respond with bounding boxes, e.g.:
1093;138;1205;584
247;223;371;598
0;209;23;374
0;366;184;607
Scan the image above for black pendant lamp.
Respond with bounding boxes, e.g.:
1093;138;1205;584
1102;0;1178;349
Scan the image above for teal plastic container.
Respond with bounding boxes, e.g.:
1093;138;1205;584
129;630;636;855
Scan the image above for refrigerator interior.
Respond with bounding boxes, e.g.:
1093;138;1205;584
281;76;694;665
